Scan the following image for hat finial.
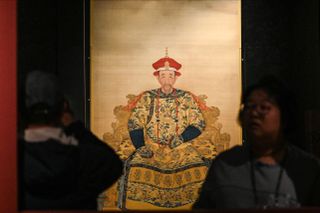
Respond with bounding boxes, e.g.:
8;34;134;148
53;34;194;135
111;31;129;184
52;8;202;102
165;47;168;58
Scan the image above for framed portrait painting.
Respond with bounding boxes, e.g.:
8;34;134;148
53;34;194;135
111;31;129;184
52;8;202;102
90;0;241;210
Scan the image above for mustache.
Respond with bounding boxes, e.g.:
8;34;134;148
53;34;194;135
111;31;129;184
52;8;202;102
162;83;173;87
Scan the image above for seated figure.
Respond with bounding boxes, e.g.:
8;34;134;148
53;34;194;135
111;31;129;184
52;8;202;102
99;52;230;210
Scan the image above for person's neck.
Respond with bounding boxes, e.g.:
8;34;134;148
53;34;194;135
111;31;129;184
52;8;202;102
250;138;287;165
161;87;174;95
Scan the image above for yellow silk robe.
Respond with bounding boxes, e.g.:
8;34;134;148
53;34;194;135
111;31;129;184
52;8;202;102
122;88;208;209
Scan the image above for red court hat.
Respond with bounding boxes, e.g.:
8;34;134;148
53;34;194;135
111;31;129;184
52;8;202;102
152;56;182;76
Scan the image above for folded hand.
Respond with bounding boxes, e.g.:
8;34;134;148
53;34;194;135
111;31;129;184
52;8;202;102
137;146;153;158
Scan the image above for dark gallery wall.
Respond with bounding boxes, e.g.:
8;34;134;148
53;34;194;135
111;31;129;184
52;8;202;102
18;0;319;154
18;0;88;129
242;0;319;107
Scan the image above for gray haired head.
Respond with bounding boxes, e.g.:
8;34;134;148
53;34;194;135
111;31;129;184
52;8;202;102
26;70;63;108
25;70;64;125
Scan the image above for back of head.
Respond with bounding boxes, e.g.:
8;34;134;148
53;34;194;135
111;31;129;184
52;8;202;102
25;70;63;126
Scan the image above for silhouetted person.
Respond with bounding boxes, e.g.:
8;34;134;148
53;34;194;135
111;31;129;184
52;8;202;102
193;75;320;209
19;70;123;210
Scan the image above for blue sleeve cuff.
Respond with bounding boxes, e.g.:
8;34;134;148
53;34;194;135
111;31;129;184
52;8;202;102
129;129;145;149
181;125;202;142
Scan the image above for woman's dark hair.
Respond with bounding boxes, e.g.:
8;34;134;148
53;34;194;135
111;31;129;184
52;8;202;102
239;75;300;141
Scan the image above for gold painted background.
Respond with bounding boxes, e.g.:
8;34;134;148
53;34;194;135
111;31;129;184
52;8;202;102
91;0;242;147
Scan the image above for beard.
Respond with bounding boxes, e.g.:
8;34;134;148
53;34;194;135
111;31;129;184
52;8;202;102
162;84;173;93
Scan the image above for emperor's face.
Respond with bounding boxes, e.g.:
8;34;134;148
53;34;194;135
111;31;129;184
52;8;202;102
157;70;177;93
